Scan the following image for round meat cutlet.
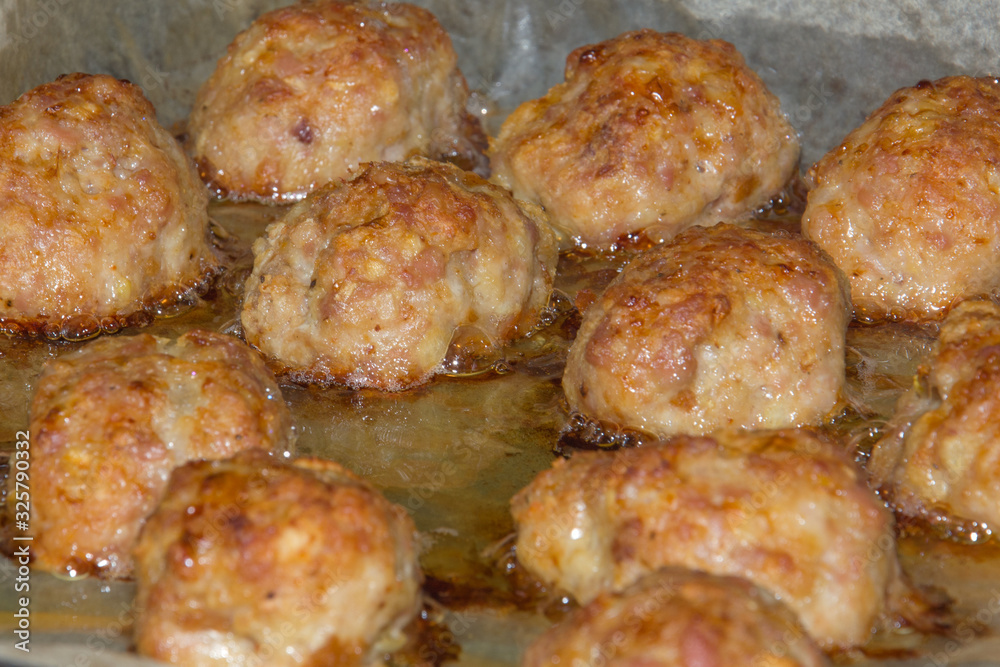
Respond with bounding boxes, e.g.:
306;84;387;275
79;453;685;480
511;428;917;650
802;76;1000;322
2;330;292;579
490;29;800;249
523;568;828;667
241;157;557;390
563;223;850;437
870;298;1000;535
0;73;219;339
134;450;422;667
187;0;487;202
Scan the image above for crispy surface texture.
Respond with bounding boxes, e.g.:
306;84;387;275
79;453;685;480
511;429;907;649
241;157;557;390
802;76;1000;322
563;224;850;437
870;299;1000;532
134;450;422;667
0;73;218;338
523;568;828;667
490;30;800;248
188;0;486;202
3;330;292;579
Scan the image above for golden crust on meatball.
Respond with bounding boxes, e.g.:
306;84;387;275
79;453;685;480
241;157;557;390
523;568;828;667
562;224;850;437
511;429;910;649
802;76;1000;322
0;73;219;339
2;330;292;579
490;30;800;249
134;450;422;667
870;299;1000;534
187;0;487;202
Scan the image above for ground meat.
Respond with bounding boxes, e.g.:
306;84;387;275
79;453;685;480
241;157;557;390
511;428;914;649
523;568;828;667
187;0;486;202
563;224;850;437
870;298;1000;535
490;30;799;249
0;73;218;339
2;330;292;579
134;450;422;667
801;76;1000;322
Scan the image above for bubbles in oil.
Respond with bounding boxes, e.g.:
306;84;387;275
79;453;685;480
439;325;504;378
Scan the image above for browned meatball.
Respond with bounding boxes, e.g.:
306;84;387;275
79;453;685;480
490;30;800;249
241;158;557;390
511;429;910;649
802;76;1000;322
134;450;422;667
3;330;292;579
563;224;850;437
523;568;828;667
870;299;1000;535
187;0;486;202
0;73;219;339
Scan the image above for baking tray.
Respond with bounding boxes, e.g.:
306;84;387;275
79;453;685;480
1;1;1000;665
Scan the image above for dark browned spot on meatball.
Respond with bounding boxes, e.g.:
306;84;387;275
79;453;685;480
579;47;602;65
293;118;315;145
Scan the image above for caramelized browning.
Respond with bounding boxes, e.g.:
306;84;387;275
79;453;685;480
188;0;486;202
870;299;1000;536
491;30;800;248
524;568;828;667
802;76;1000;322
563;224;850;437
511;428;916;649
1;330;291;579
0;73;219;338
133;450;422;667
241;158;557;390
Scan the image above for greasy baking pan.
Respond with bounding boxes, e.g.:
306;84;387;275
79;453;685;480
1;1;1000;665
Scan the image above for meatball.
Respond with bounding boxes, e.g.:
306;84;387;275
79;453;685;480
563;224;850;437
241;158;557;390
3;330;292;579
511;429;910;649
801;76;1000;322
869;299;1000;534
523;568;828;667
0;73;218;339
134;450;422;667
187;0;486;202
490;30;800;249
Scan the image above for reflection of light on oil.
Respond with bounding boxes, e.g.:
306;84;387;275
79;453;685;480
570;527;583;540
